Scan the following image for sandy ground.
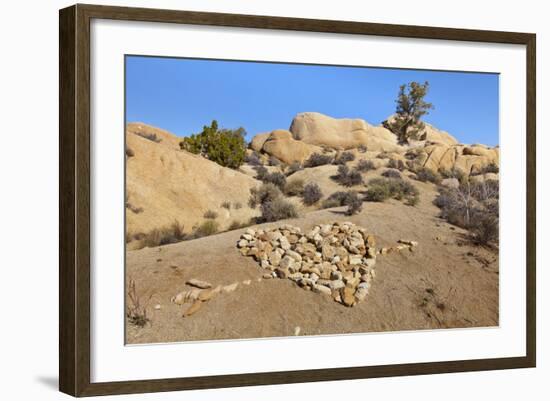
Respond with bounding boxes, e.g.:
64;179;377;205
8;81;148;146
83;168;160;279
126;180;498;344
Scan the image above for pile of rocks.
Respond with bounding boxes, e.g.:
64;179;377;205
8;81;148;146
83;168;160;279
237;222;377;307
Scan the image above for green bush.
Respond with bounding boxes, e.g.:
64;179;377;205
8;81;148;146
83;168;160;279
221;201;231;210
180;120;246;169
302;183;323;205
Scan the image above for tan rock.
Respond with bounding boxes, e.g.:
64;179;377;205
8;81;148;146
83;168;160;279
290;112;403;151
186;279;212;289
182;300;202;317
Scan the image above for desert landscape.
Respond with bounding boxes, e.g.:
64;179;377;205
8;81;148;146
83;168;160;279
125;105;500;344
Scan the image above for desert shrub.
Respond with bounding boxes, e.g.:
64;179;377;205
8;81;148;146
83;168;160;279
254;165;269;180
259;198;298;222
439;167;466;182
126;147;135;157
245;151;263;166
358;145;368;153
304;152;333;167
382;169;402;179
141;221;186;247
333;151;355;165
268;155;281;166
180;120;246;169
434;180;499;246
203;209;218;219
365;178;419;205
387;159;406;171
249;183;283;208
126;279;151;327
321;191;359;209
286;162;303;176
233;202;242;209
302;183;323;205
228;220;247;231
284;179;305;196
345;192;363;215
471;216;499;245
136;131;161;143
221;201;231;210
332;164;363;187
481;162;499;174
262;171;287;190
415;167;442;184
192;220;219;238
356;159;375;172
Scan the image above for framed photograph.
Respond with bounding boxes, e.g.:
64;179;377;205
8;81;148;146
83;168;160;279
59;4;536;397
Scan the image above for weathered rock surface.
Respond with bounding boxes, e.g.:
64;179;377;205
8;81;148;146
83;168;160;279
126;122;259;243
257;129;323;164
289;112;403;152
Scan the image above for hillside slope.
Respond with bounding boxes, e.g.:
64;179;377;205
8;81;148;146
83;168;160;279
125;123;260;244
126;179;498;344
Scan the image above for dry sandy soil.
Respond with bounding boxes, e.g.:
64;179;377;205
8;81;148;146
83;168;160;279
126;179;498;344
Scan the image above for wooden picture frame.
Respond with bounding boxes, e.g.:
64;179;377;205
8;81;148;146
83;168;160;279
59;3;536;397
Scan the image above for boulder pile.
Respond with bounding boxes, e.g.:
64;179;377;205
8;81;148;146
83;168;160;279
237;222;377;307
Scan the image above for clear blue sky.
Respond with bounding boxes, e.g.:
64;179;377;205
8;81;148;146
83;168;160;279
125;56;499;146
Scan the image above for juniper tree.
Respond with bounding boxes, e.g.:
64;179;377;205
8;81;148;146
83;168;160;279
180;120;247;169
385;81;434;144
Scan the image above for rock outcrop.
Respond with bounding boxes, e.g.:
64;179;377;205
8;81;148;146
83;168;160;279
410;143;499;174
261;129;323;164
126;123;260;240
248;112;498;176
289;112;403;152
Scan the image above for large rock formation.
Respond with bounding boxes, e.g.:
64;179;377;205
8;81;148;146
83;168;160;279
247;112;498;175
410;143;499;174
289;112;403;152
126;123;259;239
251;129;323;164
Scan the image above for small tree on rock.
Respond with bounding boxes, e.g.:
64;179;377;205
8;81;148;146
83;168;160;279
384;81;434;144
180;120;247;169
